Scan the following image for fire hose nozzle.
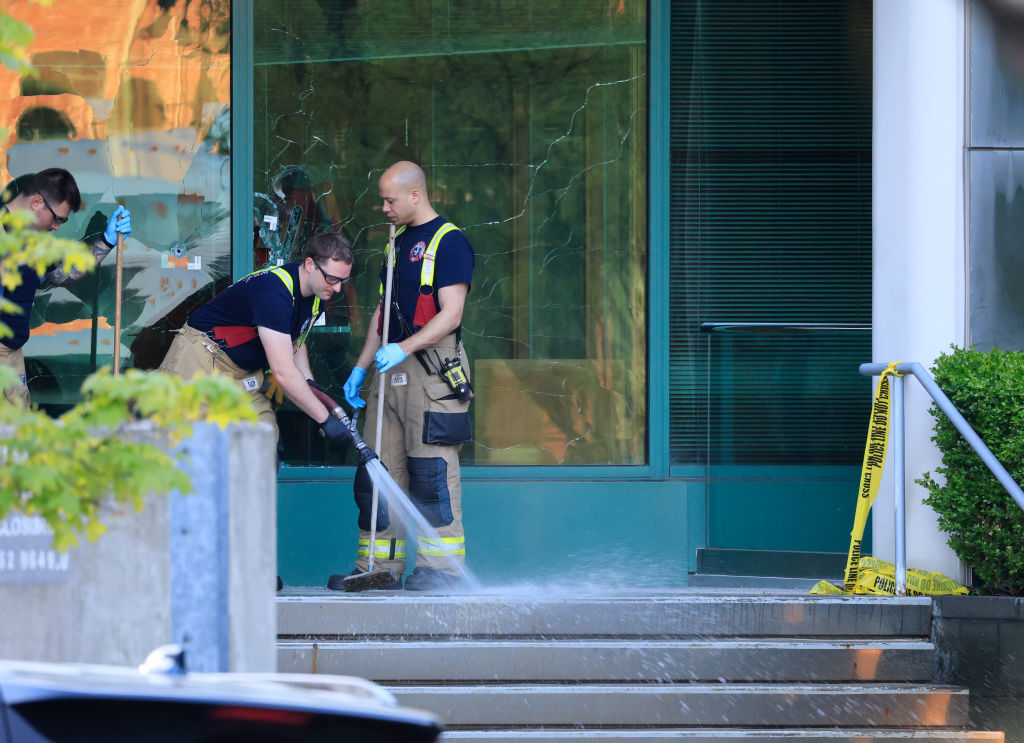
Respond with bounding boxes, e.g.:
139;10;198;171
308;384;380;464
329;406;378;463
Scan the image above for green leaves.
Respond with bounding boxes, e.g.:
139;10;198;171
0;11;35;79
0;2;257;554
918;346;1024;595
0;367;256;552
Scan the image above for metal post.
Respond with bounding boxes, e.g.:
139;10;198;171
860;362;1024;512
862;360;1024;598
170;424;230;672
891;373;907;596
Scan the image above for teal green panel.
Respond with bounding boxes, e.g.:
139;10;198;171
706;465;868;553
277;478;352;589
686;479;708;573
277;478;694;589
462;480;690;587
648;0;671;477
231;0;254;280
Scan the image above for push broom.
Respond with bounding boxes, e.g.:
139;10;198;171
342;223;398;592
113;227;124;375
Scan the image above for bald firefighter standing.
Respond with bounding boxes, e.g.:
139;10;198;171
333;161;475;592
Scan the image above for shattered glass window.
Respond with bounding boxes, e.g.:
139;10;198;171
254;0;649;466
1;0;232;411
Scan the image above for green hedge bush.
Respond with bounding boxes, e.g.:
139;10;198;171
919;346;1024;595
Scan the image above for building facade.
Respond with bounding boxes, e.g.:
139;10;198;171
3;0;1017;587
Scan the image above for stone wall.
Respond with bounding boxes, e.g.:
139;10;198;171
932;595;1024;742
0;422;277;673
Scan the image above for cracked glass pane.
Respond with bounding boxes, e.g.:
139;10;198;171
254;0;649;467
1;0;232;411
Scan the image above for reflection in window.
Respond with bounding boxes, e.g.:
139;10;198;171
255;0;649;467
16;106;77;142
2;0;232;410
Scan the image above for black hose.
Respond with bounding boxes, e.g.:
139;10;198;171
307;384;379;463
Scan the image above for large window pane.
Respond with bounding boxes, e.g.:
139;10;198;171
670;0;872;466
254;0;648;467
2;0;232;410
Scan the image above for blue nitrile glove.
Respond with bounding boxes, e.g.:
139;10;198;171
343;367;367;409
103;205;132;245
374;343;408;373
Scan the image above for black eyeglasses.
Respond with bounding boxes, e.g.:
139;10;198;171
312;259;349;286
40;195;68;225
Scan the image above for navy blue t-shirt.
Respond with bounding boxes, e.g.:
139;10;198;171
188;262;318;371
380;216;474;341
0;265;43;350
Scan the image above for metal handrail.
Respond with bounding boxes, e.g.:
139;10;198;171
700;322;871;333
859;361;1024;595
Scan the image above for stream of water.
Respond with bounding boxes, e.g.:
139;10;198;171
363;457;482;592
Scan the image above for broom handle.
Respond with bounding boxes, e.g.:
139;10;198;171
113;231;124;375
368;224;396;572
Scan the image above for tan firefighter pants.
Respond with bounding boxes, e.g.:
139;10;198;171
353;334;471;577
158;324;277;439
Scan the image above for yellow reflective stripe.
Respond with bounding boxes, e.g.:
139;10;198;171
417;536;465;557
243;266;319;347
357;538;407;559
418;547;466;557
377;222;462;296
245;265;295;292
356;549;407;558
420;222;459;289
357;539;407;547
357;548;408;559
296;296;320;348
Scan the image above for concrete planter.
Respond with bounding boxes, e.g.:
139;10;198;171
0;422;277;673
932;595;1024;742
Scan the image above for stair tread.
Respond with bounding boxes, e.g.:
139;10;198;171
387;683;968;691
278;594;933;638
280;638;934;647
274;593;998;739
391;685;969;728
440;730;1003;741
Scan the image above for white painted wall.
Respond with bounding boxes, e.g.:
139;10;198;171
872;0;969;582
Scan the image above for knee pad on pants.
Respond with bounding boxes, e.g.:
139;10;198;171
407;456;453;528
354;462;390;532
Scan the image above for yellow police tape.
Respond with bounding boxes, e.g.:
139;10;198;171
809;360;969;597
843;361;901;591
811;557;968;596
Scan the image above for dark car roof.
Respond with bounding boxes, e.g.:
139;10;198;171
0;660;441;743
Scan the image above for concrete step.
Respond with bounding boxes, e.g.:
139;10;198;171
276;592;999;739
385;683;969;728
440;730;1004;743
278;638;934;682
277;593;932;639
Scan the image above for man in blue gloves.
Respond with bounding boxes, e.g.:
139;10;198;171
0;168;132;406
331;160;475;592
